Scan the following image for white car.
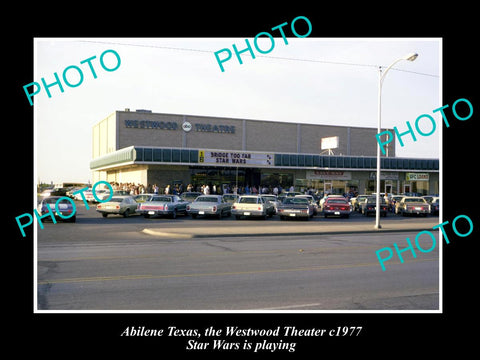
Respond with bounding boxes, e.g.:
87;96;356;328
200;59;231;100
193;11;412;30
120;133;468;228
260;194;279;214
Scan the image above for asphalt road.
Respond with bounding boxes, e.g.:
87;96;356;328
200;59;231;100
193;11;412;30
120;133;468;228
36;201;439;311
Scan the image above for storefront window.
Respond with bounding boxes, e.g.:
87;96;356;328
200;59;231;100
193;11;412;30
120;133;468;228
409;181;429;195
190;167;245;193
295;179;359;195
261;172;294;190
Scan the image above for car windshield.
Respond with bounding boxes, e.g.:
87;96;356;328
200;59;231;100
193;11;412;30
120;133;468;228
283;198;308;205
151;196;172;202
327;199;347;204
45;198;71;205
196;197;219;202
239;197;258;204
366;197;386;203
404;198;425;203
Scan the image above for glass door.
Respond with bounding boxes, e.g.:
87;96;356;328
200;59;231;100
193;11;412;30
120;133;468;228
324;182;333;194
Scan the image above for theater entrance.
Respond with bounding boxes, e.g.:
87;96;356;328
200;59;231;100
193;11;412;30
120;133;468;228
189;166;262;193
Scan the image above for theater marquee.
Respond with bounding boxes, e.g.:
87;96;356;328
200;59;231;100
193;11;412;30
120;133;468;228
199;150;274;166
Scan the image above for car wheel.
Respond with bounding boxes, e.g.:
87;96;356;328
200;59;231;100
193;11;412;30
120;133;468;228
70;216;76;222
235;215;241;220
171;209;177;219
143;214;150;219
123;209;130;218
191;214;197;219
102;213;108;218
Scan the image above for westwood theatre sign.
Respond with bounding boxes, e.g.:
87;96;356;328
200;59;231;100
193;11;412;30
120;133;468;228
124;119;235;134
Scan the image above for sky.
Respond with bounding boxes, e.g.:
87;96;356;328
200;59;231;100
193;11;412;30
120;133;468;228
34;37;441;184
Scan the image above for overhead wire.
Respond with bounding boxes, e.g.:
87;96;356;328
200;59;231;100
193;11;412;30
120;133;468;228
76;39;439;78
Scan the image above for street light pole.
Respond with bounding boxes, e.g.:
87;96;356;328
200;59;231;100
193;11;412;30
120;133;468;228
375;53;418;230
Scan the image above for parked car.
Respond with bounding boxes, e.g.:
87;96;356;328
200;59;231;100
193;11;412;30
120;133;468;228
180;191;203;203
423;196;439;215
277;197;314;220
94;189;111;202
96;195;139;217
136;195;189;218
133;193;155;203
295;194;319;215
37;196;76;222
395;196;430;216
429;197;439;215
66;187;84;198
39;188;54;198
260;194;279;214
319;194;345;211
113;190;131;196
231;195;275;219
351;194;369;212
323;197;352;218
222;193;239;204
74;188;94;202
360;196;388;217
186;195;232;219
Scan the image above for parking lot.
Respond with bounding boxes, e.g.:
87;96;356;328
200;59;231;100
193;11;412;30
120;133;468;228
36;198;439;311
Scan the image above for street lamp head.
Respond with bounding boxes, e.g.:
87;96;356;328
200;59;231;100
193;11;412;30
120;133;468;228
403;52;418;61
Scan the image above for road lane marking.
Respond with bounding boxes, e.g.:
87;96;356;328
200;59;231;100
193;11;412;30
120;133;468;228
37;257;437;285
38;243;438;262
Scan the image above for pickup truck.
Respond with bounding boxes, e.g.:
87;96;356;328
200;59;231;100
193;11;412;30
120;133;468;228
231;195;275;219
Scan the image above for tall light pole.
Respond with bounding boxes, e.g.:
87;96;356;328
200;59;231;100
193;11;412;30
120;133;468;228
375;52;418;229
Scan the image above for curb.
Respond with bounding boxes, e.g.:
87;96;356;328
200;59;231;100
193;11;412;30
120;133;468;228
141;224;437;239
142;228;195;238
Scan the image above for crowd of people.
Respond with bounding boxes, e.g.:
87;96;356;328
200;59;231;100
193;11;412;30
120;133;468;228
108;181;358;199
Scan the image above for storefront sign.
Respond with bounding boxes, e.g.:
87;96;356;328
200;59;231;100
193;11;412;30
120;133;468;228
199;150;273;166
406;173;429;181
306;170;351;180
369;172;399;180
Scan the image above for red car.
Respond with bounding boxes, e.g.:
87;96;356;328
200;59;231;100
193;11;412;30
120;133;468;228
323;197;352;218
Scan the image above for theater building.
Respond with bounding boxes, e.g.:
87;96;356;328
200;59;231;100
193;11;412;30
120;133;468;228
90;109;439;195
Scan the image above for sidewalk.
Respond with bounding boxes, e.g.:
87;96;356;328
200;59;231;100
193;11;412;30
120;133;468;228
142;218;439;238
